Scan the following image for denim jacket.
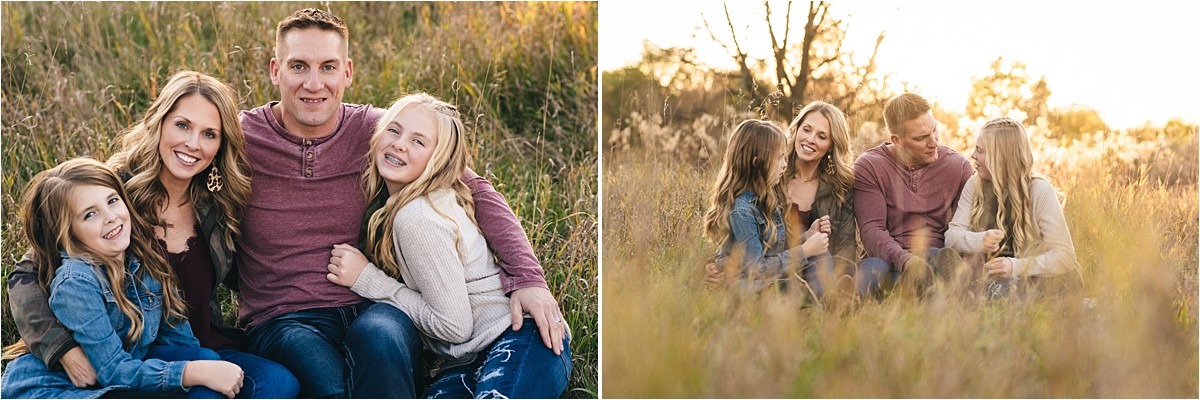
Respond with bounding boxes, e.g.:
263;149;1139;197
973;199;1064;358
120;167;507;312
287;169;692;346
1;254;200;398
6;172;242;372
717;190;805;292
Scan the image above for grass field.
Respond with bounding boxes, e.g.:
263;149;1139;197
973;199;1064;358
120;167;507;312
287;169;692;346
602;131;1198;397
1;2;597;396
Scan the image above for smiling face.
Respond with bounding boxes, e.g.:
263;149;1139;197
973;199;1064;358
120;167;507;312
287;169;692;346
157;93;221;188
375;105;439;194
793;111;833;166
972;140;991;180
69;184;132;262
892;111;941;167
270;28;353;138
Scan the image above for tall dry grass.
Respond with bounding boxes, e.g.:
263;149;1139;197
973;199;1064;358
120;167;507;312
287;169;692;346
603;137;1198;397
2;2;596;396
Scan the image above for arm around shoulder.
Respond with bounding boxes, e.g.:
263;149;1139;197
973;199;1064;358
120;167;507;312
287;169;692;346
461;168;547;293
7;252;78;371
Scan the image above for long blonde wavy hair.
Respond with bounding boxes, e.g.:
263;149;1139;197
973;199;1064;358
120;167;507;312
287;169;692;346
703;119;788;251
106;71;251;250
14;158;188;351
363;93;475;279
786;101;855;204
969;117;1042;256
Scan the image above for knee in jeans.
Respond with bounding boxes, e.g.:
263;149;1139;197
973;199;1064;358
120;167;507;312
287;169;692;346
348;305;420;353
250;367;300;398
860;258;889;278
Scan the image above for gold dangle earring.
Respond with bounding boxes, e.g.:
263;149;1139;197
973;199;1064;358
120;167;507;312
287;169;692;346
207;165;224;192
824;153;834;175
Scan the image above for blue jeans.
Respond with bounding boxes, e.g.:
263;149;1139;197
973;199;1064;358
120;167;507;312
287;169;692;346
245;301;423;398
798;252;837;298
858;247;946;297
142;345;226;399
139;346;299;399
216;349;300;398
427;318;572;399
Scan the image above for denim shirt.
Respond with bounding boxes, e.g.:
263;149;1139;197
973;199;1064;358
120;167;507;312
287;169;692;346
717;190;800;292
1;253;199;398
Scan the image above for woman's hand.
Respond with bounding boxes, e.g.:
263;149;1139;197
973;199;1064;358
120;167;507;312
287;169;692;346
806;215;831;238
801;232;829;258
981;229;1005;252
182;360;243;398
985;257;1013;280
327;243;370;288
61;346;97;388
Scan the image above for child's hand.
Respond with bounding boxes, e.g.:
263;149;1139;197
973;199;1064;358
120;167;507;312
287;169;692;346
328;243;370;288
985;257;1013;280
806;215;831;238
981;229;1005;252
801;232;829;258
183;360;243;398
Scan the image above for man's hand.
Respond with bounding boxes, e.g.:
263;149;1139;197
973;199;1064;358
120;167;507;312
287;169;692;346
901;254;930;273
509;287;565;355
327;243;370;288
61;346;97;388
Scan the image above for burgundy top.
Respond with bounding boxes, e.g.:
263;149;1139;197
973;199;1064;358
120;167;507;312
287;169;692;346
236;102;547;328
160;225;236;350
852;143;973;269
784;204;812;249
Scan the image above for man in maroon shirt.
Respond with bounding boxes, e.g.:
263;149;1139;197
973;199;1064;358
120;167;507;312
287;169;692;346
854;93;974;297
236;9;567;398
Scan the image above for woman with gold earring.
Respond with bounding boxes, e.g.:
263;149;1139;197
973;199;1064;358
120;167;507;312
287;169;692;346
777;101;861;303
705;101;862;305
7;71;300;398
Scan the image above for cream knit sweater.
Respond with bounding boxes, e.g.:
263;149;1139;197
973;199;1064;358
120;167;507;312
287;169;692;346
945;175;1081;278
351;188;511;367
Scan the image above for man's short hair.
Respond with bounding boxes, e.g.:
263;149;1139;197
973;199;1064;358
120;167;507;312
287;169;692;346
276;8;349;48
884;93;932;137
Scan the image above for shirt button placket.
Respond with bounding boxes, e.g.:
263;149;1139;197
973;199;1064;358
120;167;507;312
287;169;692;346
304;140;314;177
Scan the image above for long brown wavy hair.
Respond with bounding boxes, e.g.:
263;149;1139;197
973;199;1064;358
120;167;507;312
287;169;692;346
786;101;855;204
969;117;1042;256
106;71;251;250
17;158;188;349
703;119;788;251
362;93;475;279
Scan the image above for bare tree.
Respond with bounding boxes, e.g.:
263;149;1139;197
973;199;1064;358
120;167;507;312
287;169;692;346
704;1;889;124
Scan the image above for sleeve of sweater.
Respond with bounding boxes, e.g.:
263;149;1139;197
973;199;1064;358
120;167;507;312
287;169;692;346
350;197;473;344
853;156;911;269
1010;179;1080;278
945;175;988;255
460;168;548;294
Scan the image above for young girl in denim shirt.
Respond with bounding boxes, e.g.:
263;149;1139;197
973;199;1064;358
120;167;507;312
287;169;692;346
703;119;830;293
1;158;243;398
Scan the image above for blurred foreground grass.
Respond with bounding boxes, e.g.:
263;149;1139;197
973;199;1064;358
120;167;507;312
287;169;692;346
603;150;1198;397
1;2;597;395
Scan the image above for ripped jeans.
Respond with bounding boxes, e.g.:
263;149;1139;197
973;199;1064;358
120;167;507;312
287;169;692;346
427;317;572;399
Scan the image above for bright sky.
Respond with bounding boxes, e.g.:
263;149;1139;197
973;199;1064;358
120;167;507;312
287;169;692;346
600;0;1200;130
